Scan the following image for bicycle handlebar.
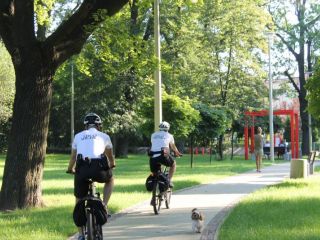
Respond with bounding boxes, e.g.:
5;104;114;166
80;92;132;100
66;169;75;174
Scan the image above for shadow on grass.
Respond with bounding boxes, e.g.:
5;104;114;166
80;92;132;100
42;180;201;195
43;187;74;195
43;169;72;180
270;181;310;189
0;205;75;239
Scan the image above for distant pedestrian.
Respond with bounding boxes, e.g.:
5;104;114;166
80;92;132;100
254;127;264;172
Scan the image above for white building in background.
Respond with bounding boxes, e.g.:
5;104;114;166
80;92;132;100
270;77;300;114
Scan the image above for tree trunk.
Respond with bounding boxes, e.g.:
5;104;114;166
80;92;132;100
231;130;234;160
217;134;223;160
297;54;309;156
0;49;53;210
190;135;194;168
0;0;129;211
299;96;309;155
114;135;129;158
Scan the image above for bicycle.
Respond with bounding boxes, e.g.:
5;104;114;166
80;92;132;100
150;166;172;215
67;170;106;240
83;179;104;240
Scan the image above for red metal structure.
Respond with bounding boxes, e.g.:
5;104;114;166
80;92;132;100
244;109;299;160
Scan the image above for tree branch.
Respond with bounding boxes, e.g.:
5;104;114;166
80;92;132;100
275;32;299;60
0;0;35;53
46;0;129;66
143;14;153;41
284;70;300;94
306;14;320;28
270;14;298;43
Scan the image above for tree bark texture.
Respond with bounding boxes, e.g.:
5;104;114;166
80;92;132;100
0;46;53;209
299;91;310;156
297;55;309;156
113;135;129;158
0;0;129;210
217;134;223;160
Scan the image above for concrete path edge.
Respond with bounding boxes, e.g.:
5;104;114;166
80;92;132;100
200;199;237;240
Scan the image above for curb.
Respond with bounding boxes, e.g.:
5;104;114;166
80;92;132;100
200;200;237;240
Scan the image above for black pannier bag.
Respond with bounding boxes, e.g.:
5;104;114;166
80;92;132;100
145;174;155;191
73;199;86;227
88;198;108;225
158;172;169;192
73;197;108;227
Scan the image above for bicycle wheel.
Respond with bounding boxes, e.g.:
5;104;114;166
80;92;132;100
95;224;103;240
86;210;94;240
165;188;172;209
152;181;161;214
92;215;103;240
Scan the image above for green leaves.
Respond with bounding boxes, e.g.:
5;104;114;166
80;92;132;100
192;103;232;145
0;42;15;125
306;60;320;120
139;93;200;139
34;0;55;26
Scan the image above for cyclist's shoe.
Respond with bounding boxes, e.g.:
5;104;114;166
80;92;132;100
78;235;85;240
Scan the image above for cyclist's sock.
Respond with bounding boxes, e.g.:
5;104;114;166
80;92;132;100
77;234;85;240
105;205;112;218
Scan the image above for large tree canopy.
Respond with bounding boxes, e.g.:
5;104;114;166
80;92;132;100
269;0;320;154
0;0;129;210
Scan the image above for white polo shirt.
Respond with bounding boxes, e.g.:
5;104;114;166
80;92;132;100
150;131;175;157
72;127;113;159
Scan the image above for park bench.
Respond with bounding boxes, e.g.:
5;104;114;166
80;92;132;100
307;150;319;175
263;146;287;160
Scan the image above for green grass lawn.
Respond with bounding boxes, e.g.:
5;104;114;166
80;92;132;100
219;164;320;240
0;153;272;240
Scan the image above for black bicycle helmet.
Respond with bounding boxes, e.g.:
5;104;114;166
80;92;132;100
83;113;102;126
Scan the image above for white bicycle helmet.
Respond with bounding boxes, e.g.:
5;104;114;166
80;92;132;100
83;113;102;126
159;121;170;131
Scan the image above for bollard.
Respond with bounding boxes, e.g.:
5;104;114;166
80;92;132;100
290;159;308;178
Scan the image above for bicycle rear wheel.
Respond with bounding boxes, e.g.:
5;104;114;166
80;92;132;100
165;188;172;209
93;217;103;240
96;224;103;240
86;210;94;240
152;181;161;214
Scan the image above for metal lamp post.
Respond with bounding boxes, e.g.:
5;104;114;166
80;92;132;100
153;0;197;131
266;32;274;162
71;62;75;148
154;0;162;131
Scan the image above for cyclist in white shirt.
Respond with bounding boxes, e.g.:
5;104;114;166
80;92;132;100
149;121;182;187
67;113;115;240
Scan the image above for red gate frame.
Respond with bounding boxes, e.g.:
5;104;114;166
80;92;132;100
244;109;299;160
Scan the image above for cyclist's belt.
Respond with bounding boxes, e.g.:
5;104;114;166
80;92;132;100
87;158;102;161
79;157;103;164
149;151;162;157
85;157;102;161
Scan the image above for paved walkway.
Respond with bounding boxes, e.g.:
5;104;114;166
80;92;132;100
69;162;290;240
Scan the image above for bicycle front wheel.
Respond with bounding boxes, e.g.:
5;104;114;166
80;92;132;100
152;181;161;214
165;188;172;209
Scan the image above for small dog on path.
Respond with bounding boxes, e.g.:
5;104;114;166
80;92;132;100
191;208;205;233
